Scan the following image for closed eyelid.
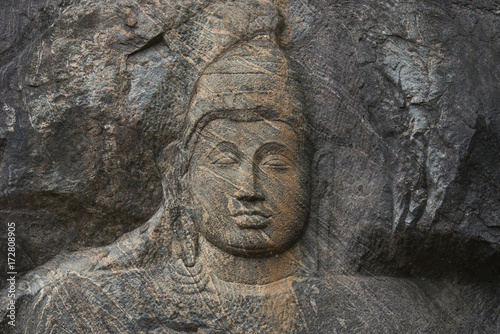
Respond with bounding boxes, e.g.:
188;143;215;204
261;154;292;164
254;142;295;162
206;141;241;161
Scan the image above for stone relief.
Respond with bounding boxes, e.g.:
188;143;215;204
4;24;320;334
1;0;500;333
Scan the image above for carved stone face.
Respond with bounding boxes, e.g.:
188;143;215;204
189;118;310;258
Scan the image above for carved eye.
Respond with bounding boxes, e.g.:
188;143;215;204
210;152;239;165
207;141;240;166
261;155;291;169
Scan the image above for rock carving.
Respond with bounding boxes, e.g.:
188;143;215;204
1;1;500;333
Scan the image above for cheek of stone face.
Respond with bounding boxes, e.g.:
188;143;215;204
263;163;303;204
190;166;234;230
264;173;308;241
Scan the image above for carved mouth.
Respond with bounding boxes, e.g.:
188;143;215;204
231;210;271;218
231;211;271;229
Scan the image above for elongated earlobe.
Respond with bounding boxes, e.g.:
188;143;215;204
176;209;198;267
170;209;207;294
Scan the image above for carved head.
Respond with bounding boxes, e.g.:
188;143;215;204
181;34;312;259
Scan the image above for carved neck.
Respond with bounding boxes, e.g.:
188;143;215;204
198;236;304;285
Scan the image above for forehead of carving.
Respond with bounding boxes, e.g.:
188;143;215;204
194;119;300;154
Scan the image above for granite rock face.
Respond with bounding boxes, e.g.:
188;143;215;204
1;0;499;333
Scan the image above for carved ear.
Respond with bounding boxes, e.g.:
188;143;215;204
169;207;207;294
174;208;198;268
158;141;193;212
311;147;335;200
305;146;335;271
158;142;180;199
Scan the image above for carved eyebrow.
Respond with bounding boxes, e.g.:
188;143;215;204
254;142;296;162
207;141;240;158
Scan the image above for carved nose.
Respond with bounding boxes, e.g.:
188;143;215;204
234;164;264;202
235;187;265;202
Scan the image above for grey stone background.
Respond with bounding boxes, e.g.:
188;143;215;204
1;0;499;289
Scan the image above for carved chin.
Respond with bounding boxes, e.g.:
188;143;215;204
202;224;306;258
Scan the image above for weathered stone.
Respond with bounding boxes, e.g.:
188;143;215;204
1;0;499;332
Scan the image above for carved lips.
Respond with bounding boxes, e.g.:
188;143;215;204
230;210;272;229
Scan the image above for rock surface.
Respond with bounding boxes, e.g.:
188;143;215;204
1;0;499;332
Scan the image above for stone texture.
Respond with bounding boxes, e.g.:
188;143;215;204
1;0;499;333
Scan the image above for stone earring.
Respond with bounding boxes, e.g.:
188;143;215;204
178;209;198;267
170;209;208;294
